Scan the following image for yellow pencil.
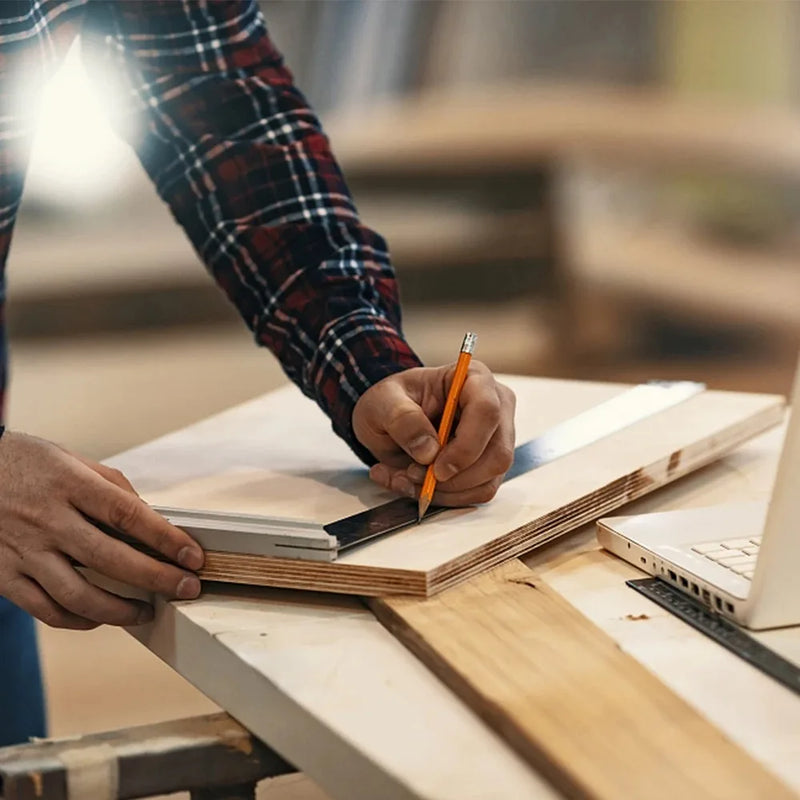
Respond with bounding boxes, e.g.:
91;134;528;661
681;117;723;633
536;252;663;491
417;332;477;522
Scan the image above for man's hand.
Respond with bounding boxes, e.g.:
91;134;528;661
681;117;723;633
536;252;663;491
353;362;516;506
0;432;204;630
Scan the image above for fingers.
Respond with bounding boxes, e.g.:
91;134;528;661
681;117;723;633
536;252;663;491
2;574;99;631
369;379;516;507
369;463;417;499
432;366;504;482
70;469;204;571
28;551;154;627
52;445;140;496
60;511;201;601
429;388;516;494
431;476;505;507
77;457;139;495
353;375;441;467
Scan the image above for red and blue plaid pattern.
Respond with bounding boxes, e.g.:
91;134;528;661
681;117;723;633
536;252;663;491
0;0;421;462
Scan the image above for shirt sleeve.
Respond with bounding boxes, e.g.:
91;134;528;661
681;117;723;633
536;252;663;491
82;0;422;463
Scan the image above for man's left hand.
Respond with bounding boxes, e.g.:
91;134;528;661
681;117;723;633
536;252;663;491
352;362;516;507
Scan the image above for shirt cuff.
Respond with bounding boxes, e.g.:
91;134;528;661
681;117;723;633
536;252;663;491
308;313;423;464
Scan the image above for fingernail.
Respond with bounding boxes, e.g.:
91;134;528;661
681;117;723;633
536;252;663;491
407;463;426;483
434;461;458;482
178;545;204;570
176;575;201;600
369;463;390;487
409;435;439;463
135;605;154;625
392;476;417;499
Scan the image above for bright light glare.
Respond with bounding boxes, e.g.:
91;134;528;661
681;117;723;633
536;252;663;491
26;41;135;208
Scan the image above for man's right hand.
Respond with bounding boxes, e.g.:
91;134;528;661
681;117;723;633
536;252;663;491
0;431;204;630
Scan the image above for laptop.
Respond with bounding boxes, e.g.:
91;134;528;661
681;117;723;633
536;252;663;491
597;356;800;630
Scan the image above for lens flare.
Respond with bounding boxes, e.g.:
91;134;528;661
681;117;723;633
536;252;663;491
25;41;134;208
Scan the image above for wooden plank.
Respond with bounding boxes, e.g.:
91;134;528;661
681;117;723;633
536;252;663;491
371;559;794;800
126;585;557;800
526;422;800;793
107;376;784;596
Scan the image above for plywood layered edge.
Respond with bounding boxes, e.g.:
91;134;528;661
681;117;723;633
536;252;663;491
198;399;782;597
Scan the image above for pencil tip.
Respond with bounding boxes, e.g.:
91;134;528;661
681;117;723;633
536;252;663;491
417;497;430;523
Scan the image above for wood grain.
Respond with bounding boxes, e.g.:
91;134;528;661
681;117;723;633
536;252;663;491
107;376;784;597
129;584;557;800
371;559;794;800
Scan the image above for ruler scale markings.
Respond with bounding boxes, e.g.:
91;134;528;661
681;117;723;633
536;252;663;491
628;578;800;696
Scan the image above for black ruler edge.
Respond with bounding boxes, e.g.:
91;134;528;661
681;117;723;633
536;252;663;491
627;577;800;697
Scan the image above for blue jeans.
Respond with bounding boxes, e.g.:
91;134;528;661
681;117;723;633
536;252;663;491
0;598;46;746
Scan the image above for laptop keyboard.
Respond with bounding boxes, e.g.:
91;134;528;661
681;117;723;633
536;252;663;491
691;537;761;580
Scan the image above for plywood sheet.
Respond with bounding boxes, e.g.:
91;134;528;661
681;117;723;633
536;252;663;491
108;376;783;596
371;560;794;800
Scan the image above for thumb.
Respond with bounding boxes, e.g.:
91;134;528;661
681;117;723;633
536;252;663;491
362;380;441;464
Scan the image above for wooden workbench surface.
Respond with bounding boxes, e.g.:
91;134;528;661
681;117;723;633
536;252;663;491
112;395;799;799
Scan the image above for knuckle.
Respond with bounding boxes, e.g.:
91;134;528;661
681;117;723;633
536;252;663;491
468;360;489;375
475;480;502;504
474;396;501;424
108;468;128;485
39;604;70;629
441;446;469;474
108;494;141;532
57;584;84;614
149;523;175;556
492;444;515;474
79;535;103;568
387;406;420;434
141;561;173;593
475;487;495;504
20;506;48;533
106;604;140;627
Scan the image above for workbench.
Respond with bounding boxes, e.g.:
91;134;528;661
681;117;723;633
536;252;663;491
93;390;799;799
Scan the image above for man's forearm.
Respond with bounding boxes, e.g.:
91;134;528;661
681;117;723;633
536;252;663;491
83;0;422;460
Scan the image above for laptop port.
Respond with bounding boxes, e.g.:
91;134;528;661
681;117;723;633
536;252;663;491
668;570;677;581
680;577;689;588
702;589;710;604
725;602;734;613
714;596;723;611
690;583;699;595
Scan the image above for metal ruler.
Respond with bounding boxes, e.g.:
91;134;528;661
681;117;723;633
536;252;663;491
327;380;705;551
628;578;800;697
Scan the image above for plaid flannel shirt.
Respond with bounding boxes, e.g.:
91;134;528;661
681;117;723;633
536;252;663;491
0;0;421;462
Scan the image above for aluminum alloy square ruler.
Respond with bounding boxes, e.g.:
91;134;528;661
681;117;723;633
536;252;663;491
156;380;704;560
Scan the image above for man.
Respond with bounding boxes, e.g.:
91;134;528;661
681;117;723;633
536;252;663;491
0;1;515;746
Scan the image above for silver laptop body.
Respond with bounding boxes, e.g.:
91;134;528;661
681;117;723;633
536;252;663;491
597;356;800;630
